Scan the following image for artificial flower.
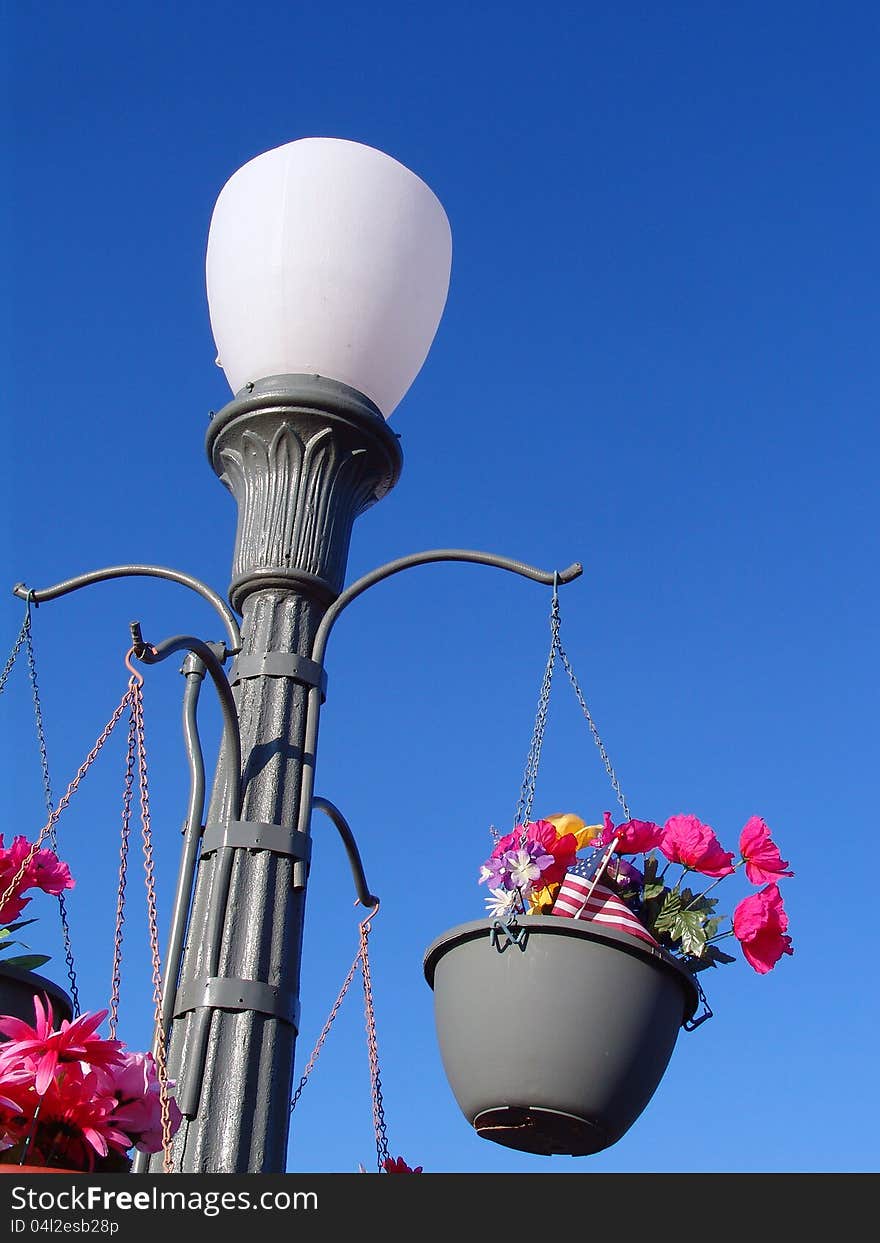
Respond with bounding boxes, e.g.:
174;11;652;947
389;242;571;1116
384;1155;422;1173
604;856;644;890
0;997;123;1096
507;846;553;891
659;814;736;877
739;816;794;885
545;814;602;852
103;1052;183;1154
476;808;793;996
526;881;561;914
484;886;520;919
732;883;794;974
0;997;182;1170
598;814;664;855
480;819;578;896
0;835;75;960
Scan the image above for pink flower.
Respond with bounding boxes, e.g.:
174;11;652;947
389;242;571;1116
0;1003;182;1168
739;816;793;885
733;883;794;973
102;1052;182;1153
0;835;74;923
384;1155;423;1173
660;814;736;877
598;813;664;855
0;1060;124;1166
0;996;123;1095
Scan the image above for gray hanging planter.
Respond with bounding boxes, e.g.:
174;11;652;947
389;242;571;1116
424;914;700;1157
0;963;74;1032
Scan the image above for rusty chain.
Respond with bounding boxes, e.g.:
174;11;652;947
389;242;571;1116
0;690;133;921
0;604;81;1010
24;618;81;1013
288;903;389;1171
108;701;137;1039
130;674;176;1174
359;905;390;1171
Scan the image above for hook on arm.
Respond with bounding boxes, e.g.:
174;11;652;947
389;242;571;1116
312;796;379;909
129;622;243;822
13;564;242;654
313;549;582;666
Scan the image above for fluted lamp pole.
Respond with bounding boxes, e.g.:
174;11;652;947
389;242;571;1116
150;138;452;1173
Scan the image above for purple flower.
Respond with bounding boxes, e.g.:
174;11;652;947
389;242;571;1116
479;838;554;894
605;856;643;889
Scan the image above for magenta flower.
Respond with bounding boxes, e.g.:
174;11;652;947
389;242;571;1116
0;834;75;924
599;814;664;855
739;816;794;885
384;1155;423;1173
660;814;735;877
0;996;123;1095
0;1002;183;1168
733;883;794;974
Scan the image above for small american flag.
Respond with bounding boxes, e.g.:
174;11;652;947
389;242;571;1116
552;857;658;946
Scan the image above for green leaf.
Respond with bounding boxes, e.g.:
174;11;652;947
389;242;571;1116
678;889;717;917
653;889;683;931
675;909;710;956
2;919;37;934
1;953;50;970
686;944;738;972
642;881;666;899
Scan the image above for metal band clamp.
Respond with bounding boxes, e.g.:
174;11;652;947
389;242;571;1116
201;819;312;864
231;651;327;698
173;976;300;1029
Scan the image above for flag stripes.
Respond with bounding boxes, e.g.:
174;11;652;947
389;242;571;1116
551;869;658;946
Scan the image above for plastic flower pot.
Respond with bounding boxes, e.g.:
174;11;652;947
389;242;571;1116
0;962;73;1032
423;915;699;1157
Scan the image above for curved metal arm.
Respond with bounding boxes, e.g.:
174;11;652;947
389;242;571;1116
312;796;379;908
131;625;243;822
298;548;583;853
312;549;583;666
13;565;242;654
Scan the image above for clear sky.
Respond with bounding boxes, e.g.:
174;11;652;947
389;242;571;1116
1;1;877;1176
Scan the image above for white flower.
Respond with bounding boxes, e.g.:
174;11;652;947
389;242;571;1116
484;887;519;918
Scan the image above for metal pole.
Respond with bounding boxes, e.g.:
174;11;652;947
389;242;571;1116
152;374;403;1172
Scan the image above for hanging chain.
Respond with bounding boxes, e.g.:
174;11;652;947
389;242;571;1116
130;675;176;1174
288;904;390;1172
0;689;133;921
23;609;81;1015
509;579;631;834
359;907;390;1172
513;590;560;832
107;703;137;1039
288;950;362;1115
0;610;30;697
554;633;631;821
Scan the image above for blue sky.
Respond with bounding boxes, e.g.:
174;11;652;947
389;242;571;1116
1;1;877;1175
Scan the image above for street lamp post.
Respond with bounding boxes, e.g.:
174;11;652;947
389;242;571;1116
2;137;583;1174
148;138;452;1172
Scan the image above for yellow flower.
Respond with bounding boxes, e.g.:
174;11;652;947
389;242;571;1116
527;882;560;913
544;812;603;853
